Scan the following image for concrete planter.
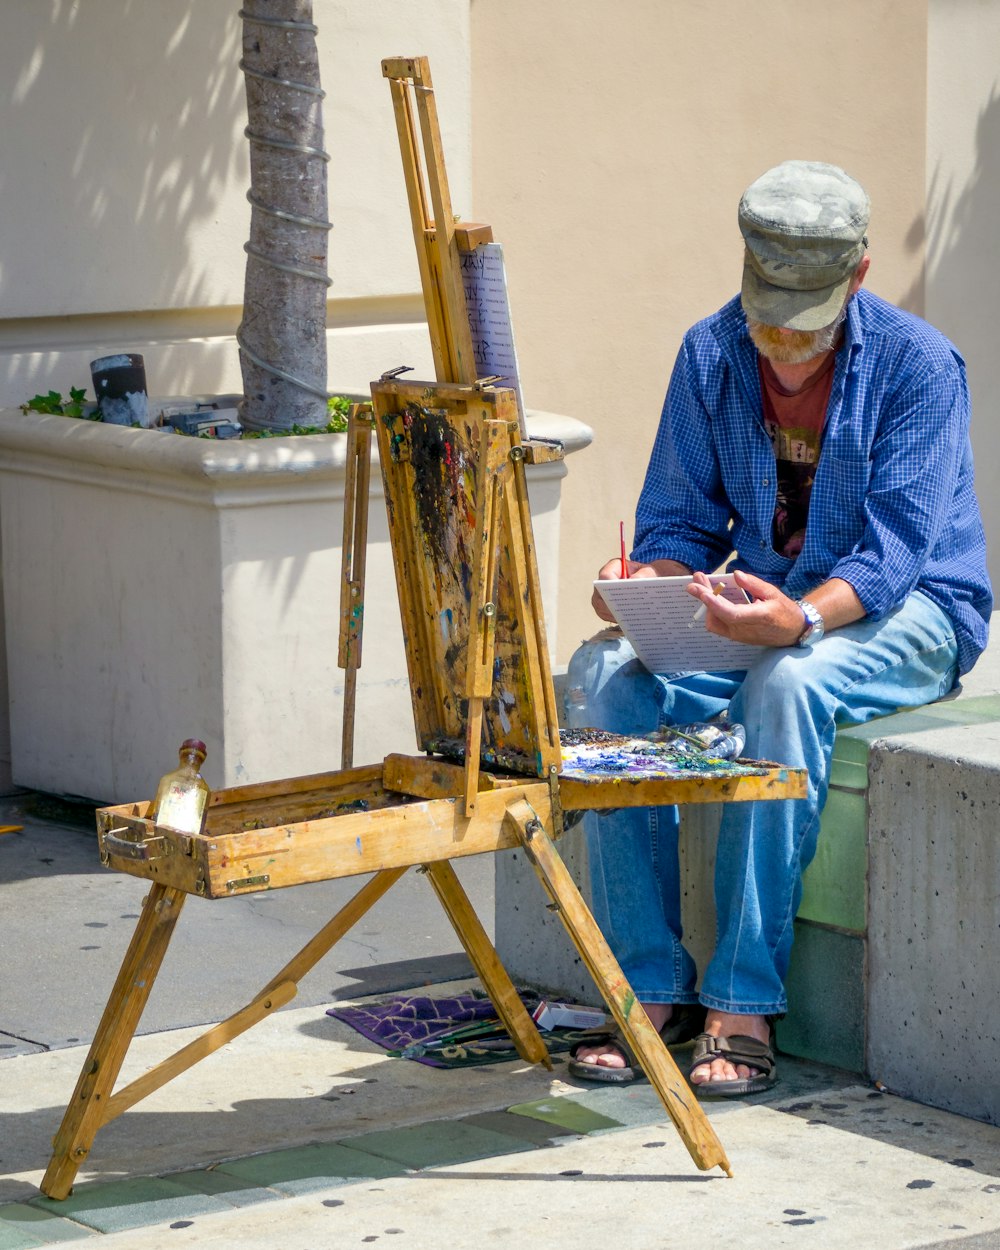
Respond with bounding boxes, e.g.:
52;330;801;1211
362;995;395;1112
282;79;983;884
0;406;591;803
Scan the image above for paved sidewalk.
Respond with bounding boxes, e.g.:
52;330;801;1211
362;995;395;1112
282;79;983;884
3;995;1000;1250
3;792;1000;1249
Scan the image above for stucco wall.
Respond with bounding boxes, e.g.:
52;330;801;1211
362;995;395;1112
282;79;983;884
926;0;1000;596
0;0;472;405
0;0;475;790
470;0;1000;661
2;2;997;791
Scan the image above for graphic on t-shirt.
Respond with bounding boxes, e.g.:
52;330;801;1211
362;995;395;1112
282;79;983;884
765;419;821;559
758;352;836;560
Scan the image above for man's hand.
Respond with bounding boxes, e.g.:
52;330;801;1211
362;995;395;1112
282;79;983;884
592;557;692;621
686;570;807;647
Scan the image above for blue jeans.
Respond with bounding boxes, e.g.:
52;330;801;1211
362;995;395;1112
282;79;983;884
569;591;959;1017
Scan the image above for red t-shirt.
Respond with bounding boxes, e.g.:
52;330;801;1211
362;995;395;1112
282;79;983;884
758;353;836;559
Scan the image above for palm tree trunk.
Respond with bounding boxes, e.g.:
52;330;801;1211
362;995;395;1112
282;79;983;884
238;1;330;433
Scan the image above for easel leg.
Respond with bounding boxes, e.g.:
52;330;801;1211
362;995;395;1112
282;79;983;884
502;799;733;1178
101;867;409;1121
423;860;551;1068
41;883;186;1199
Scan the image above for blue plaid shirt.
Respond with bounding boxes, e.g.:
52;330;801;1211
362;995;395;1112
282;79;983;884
633;289;992;675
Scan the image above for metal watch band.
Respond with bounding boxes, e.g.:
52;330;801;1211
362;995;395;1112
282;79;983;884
796;598;825;647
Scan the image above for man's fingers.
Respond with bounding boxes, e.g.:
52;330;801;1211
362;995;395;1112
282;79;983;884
733;569;778;600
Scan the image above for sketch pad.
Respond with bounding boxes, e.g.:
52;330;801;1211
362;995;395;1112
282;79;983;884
593;575;764;674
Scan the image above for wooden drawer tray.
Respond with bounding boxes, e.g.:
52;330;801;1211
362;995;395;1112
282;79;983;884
96;762;552;899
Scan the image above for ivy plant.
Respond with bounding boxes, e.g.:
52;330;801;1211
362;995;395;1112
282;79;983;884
21;387;97;419
21;390;355;436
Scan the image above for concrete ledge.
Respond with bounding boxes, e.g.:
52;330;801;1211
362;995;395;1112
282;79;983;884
867;723;1000;1123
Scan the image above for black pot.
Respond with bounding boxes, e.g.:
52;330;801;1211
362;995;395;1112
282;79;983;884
90;354;148;425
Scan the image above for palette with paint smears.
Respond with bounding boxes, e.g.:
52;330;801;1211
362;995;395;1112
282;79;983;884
559;727;767;779
557;726;799;810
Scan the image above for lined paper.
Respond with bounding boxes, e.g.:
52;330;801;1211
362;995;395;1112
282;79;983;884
593;575;763;673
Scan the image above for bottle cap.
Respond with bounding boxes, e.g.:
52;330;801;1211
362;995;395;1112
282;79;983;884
180;738;207;759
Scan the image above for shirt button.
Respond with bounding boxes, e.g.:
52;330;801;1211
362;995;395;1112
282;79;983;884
763;478;770;486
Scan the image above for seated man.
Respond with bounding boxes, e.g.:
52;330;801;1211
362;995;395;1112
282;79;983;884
569;160;992;1098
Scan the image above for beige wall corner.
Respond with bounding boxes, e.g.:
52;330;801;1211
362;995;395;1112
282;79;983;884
926;0;1000;596
471;0;943;662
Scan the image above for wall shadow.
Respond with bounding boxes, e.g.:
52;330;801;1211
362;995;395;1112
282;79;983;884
0;3;248;399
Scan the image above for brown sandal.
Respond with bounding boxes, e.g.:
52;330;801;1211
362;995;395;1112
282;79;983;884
687;1031;778;1099
568;1004;705;1084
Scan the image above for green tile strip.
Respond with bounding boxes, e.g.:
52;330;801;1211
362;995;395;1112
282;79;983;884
798;694;1000;932
799;785;868;931
507;1096;623;1134
29;1177;229;1235
830;693;1000;779
781;921;866;1075
165;1168;285;1207
213;1141;406;1194
563;1083;678;1130
0;1200;95;1248
460;1110;578;1146
341;1119;538;1169
3;1100;626;1246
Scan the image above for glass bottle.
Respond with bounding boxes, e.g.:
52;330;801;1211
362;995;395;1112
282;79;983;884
562;626;638;729
148;739;210;834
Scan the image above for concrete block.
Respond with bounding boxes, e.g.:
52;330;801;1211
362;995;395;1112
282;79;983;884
494;831;600;1005
0;560;12;796
867;727;1000;1124
676;804;720;976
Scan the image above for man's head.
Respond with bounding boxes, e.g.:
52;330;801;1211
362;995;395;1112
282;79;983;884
739;160;870;335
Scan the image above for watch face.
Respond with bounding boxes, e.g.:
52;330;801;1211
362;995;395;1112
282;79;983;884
797;601;824;646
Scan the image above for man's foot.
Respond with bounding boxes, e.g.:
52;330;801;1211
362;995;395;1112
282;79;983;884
567;1003;706;1084
688;1010;774;1093
571;1002;672;1071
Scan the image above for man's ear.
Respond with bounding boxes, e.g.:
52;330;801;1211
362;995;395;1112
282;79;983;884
850;254;871;298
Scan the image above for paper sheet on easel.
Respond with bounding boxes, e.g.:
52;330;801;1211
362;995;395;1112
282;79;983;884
460;242;526;434
594;575;764;674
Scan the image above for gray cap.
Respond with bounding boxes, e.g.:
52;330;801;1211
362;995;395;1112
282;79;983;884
739;160;870;330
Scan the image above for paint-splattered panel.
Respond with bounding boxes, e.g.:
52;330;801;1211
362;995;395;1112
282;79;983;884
371;380;558;777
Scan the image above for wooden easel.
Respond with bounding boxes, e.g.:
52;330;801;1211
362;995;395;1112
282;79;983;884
40;57;806;1200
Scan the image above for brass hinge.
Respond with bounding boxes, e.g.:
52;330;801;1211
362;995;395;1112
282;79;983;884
225;874;271;892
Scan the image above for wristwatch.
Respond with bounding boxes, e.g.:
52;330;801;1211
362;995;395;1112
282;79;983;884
796;599;825;647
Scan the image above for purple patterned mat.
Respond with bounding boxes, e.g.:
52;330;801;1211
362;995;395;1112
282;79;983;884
327;991;593;1068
